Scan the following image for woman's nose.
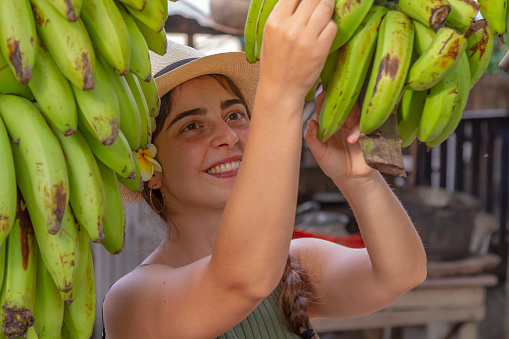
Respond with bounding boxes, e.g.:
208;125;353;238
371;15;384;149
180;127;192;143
212;121;239;148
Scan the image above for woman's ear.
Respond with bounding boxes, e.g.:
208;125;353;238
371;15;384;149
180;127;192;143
148;170;164;190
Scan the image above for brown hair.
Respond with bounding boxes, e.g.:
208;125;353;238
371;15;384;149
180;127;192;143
141;74;315;337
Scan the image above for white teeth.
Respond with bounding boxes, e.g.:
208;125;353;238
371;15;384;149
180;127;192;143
208;160;241;174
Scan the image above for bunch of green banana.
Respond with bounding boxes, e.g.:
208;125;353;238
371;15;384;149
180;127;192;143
0;0;171;336
478;0;507;37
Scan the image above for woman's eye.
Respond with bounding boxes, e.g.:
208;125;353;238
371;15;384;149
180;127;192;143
182;122;199;132
226;111;244;122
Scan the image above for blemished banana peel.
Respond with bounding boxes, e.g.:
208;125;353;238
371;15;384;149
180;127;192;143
360;10;414;135
63;239;96;339
73;58;121;146
398;0;450;29
139;74;161;118
320;48;340;91
31;0;96;90
0;0;37;84
11;141;78;294
81;0;131;76
117;150;143;192
101;56;142;151
444;0;480;34
244;0;264;63
33;249;65;339
117;1;152;82
125;71;152;149
426;51;471;147
52;126;106;243
29;40;78;136
98;158;127;254
46;0;82;21
80;114;137;180
136;18;168;56
0;95;69;235
60;225;88;303
125;0;165;33
0;50;35;100
397;89;427;148
319;5;388;142
465;19;495;89
405;27;467;91
0;116;16;249
117;0;146;11
417;63;459;143
329;0;375;54
412;19;436;55
1;194;37;339
255;0;279;61
478;0;507;36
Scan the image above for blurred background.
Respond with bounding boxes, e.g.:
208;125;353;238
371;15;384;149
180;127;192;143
92;1;509;338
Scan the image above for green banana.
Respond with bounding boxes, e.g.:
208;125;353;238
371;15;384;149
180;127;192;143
63;239;96;339
0;95;69;235
0;115;16;249
0;0;37;84
47;0;82;22
417;63;459;142
244;0;263;63
161;0;168;22
255;0;279;61
478;0;507;36
412;20;435;55
0;240;5;289
0;51;35;100
29;40;78;136
81;0;131;76
320;48;340;91
125;0;165;33
465;19;495;88
125;71;152;149
73;57;121;145
397;89;427;148
426;51;471;147
139;74;161;118
60;225;88;303
117;0;146;11
1;194;37;339
405;27;467;91
117;1;152;82
398;0;450;29
319;6;388;142
31;0;96;90
80;117;137;179
97;158;127;254
33;249;65;339
52;126;106;243
136;18;168;56
100;56;142;151
444;0;480;34
329;0;375;54
12;141;78;294
360;10;414;135
117;150;142;192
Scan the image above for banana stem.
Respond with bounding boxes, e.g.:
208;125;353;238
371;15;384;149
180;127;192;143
358;110;406;177
498;50;509;75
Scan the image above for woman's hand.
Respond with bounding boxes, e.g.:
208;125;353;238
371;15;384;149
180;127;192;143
304;90;374;184
258;0;337;101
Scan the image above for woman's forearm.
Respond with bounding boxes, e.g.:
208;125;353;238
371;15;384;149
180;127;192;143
336;171;427;291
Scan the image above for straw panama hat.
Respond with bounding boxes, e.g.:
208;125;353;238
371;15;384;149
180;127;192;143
120;39;260;203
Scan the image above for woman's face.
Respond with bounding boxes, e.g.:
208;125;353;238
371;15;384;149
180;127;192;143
153;77;250;211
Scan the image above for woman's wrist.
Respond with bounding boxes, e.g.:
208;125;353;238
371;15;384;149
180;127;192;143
333;170;384;198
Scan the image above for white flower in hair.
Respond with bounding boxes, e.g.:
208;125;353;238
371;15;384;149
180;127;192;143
137;144;162;181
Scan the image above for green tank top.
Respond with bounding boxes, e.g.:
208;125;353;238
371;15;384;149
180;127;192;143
216;287;318;339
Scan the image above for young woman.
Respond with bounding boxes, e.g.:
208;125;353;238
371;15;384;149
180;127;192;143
103;0;427;338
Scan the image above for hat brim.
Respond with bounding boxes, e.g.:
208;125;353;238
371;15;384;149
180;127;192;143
154;51;260;112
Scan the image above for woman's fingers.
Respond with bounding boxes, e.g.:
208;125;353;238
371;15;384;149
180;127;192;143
271;0;301;17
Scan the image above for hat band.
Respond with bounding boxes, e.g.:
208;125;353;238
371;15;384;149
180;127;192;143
154;57;199;79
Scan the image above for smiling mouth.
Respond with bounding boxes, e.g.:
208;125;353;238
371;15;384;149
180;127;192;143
207;160;242;174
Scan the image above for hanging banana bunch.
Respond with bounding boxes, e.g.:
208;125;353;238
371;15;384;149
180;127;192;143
0;0;171;337
245;0;497;153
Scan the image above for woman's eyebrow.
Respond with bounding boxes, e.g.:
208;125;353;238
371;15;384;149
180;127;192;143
221;99;246;110
167;108;206;129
